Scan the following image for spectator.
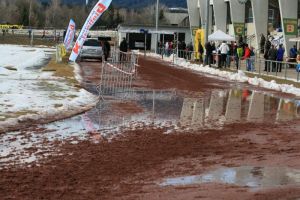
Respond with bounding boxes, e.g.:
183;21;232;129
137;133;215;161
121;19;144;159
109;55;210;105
260;34;266;54
264;39;271;71
169;41;173;55
186;42;193;60
205;42;213;66
237;44;244;60
181;41;186;58
232;43;239;70
165;41;169;56
289;45;297;63
178;41;183;58
276;44;285;72
242;44;252;71
198;41;204;63
268;45;278;72
250;46;256;71
120;37;128;61
218;41;229;68
103;40;111;61
226;42;233;68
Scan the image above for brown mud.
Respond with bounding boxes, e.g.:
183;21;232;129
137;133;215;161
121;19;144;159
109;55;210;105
1;57;300;200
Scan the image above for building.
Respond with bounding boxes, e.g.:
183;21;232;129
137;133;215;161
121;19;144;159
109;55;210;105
187;0;300;53
117;8;192;51
164;8;190;27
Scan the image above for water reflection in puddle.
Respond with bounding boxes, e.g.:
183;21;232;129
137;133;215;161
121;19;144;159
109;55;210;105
160;166;300;189
1;88;300;168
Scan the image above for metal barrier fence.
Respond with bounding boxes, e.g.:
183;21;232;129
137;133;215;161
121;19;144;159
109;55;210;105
97;50;139;100
151;48;300;82
218;55;300;81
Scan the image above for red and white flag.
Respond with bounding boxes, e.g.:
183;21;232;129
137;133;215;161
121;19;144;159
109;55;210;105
64;19;76;50
69;0;112;61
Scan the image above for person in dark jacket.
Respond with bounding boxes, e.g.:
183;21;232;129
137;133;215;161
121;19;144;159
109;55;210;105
260;34;266;54
264;39;271;71
276;44;285;72
205;42;213;66
103;40;111;61
186;42;193;60
120;37;128;61
198;41;204;63
232;43;239;70
268;45;277;72
181;41;187;58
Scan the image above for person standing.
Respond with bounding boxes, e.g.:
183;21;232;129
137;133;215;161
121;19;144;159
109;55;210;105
218;41;229;68
250;46;256;71
103;40;111;61
264;39;271;71
186;42;193;60
181;41;186;59
205;42;213;66
120;37;128;61
268;45;278;72
165;41;169;56
226;42;233;68
276;44;285;72
232;43;239;70
242;44;251;71
198;41;204;63
289;45;297;62
260;34;266;54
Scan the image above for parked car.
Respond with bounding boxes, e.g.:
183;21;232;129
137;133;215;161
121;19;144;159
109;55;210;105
79;38;103;61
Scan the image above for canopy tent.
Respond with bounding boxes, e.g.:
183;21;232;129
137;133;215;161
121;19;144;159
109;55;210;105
208;30;235;42
289;37;300;42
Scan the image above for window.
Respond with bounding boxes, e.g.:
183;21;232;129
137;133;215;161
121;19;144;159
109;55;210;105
245;1;253;23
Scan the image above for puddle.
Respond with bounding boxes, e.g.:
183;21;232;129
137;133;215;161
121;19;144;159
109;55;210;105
1;88;300;168
160;166;300;189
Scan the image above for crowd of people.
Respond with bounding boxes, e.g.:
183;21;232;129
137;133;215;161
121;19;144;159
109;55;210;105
157;35;300;74
203;39;256;71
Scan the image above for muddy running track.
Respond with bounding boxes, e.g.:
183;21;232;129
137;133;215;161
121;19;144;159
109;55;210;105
1;57;300;200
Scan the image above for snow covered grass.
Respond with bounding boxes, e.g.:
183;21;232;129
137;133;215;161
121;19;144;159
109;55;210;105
146;52;300;97
0;45;98;133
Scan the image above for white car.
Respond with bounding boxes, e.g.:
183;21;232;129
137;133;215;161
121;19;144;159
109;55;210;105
79;38;103;61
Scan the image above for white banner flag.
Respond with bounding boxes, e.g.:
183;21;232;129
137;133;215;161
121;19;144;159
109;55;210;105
69;0;112;61
64;19;76;50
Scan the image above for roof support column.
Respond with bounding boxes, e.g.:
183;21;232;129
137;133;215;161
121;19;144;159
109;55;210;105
229;0;245;38
251;0;268;51
279;0;298;54
187;0;201;44
212;0;227;32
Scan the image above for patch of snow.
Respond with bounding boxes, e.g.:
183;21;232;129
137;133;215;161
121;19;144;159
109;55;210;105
0;45;99;133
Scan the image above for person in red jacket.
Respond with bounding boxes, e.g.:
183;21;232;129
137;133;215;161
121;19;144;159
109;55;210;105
242;44;253;71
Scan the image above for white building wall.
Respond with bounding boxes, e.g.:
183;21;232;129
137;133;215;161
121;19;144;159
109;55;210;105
279;0;298;54
212;0;227;32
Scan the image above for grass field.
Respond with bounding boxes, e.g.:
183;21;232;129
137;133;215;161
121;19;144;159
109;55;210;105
0;34;57;46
